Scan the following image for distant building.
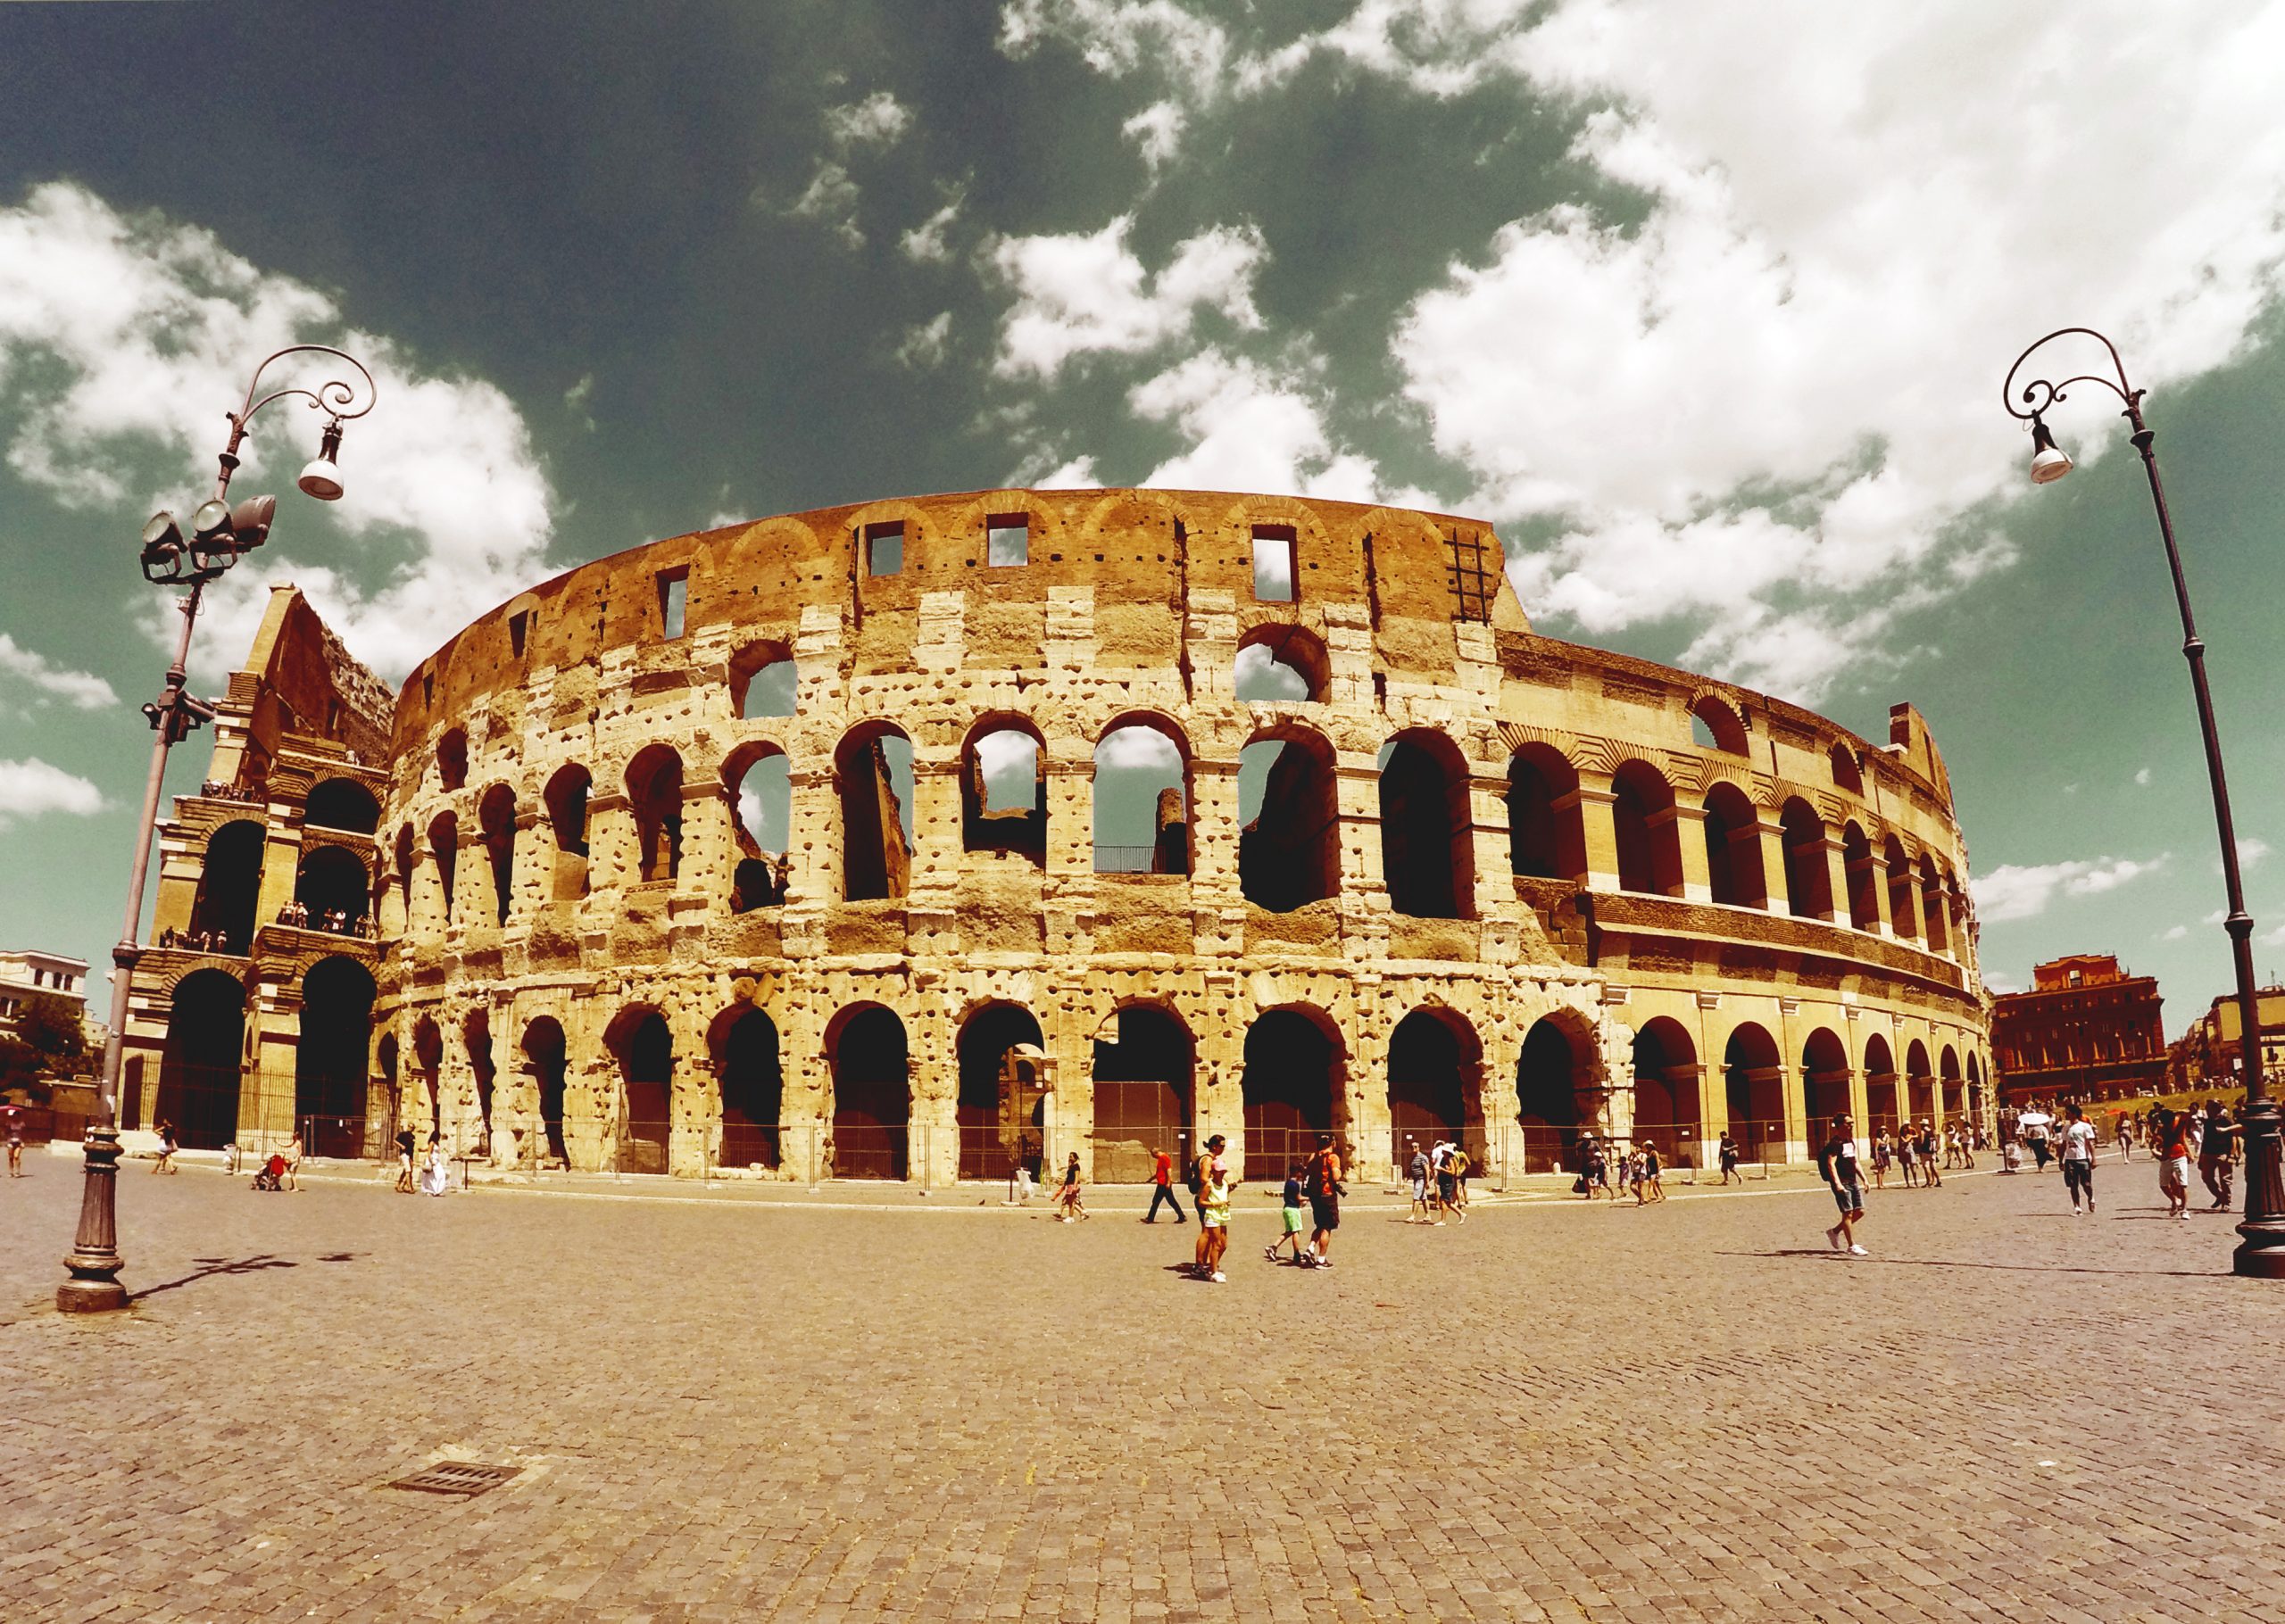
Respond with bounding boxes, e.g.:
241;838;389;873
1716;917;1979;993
2172;986;2285;1098
0;949;90;1038
1991;953;2167;1104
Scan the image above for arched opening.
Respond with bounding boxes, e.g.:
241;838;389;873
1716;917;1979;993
956;1001;1047;1181
294;846;369;931
1239;725;1339;913
1841;821;1879;930
1802;1028;1852;1137
412;1016;444;1139
393;824;417;927
1389;1008;1476;1173
1966;1051;1984;1123
544;765;591;902
191;819;264;954
1905;1039;1934;1123
437;728;469;792
711;1007;783;1172
1919;855;1951;954
428;810;460;925
1242;1007;1339;1181
376;1032;399;1148
1828;742;1863;794
1610;759;1683;896
1631;1016;1700;1161
1940;1044;1963;1121
1506;745;1586;882
478;784;517;924
1691;695;1749;755
962;717;1047;863
154;967;245;1149
304;778;380;835
1090;1003;1193;1183
608;1007;673;1173
1863;1033;1899;1133
1093;719;1191;874
1516;1014;1593;1173
1722;1023;1785;1163
465;1009;497;1157
1779;799;1832;920
521;1017;569;1165
725;744;792;910
729;640;798;719
1701;783;1765;907
1234;625;1328;702
1378;730;1475;919
835;723;913;902
1884;834;1920;940
626;745;684;884
829;1004;909;1180
296;957;375;1157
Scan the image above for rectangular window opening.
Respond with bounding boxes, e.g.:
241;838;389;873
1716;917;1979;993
865;522;904;577
1251;525;1297;602
509;610;530;659
986;514;1029;568
421;674;435;708
657;568;689;640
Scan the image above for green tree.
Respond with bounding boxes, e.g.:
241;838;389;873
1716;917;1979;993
0;1033;46;1101
14;990;88;1072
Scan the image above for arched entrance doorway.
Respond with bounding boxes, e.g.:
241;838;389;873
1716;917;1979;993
192;820;264;953
521;1017;569;1166
155;968;245;1149
1801;1028;1852;1139
1631;1016;1701;1165
1905;1039;1934;1123
1242;1008;1338;1181
608;1008;673;1174
712;1007;783;1172
1388;1008;1475;1178
1863;1034;1899;1134
957;1002;1046;1181
1516;1015;1596;1174
1090;1004;1192;1183
830;1004;909;1180
1722;1023;1785;1163
295;957;374;1156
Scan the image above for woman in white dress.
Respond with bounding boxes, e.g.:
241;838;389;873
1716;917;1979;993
420;1133;450;1196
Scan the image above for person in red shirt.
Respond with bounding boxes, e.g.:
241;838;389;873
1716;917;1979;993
1142;1144;1187;1224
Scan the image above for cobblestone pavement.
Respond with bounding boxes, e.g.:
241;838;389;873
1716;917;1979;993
4;1151;2282;1623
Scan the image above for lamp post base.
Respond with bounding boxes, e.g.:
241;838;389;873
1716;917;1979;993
2233;1098;2285;1279
56;1124;129;1313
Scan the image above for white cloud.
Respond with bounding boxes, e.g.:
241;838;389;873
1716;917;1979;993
1234;641;1311;702
1123;100;1186;171
2160;924;2189;941
1973;854;2171;924
2135;766;2153;787
894;311;954;371
0;757;104;827
1131;348;1416;503
824;91;912;152
1095;725;1182;772
0;634;114;709
974;728;1040;808
992;215;1266;379
999;0;1228;85
2234;837;2272;871
785;162;866;249
901;189;965;262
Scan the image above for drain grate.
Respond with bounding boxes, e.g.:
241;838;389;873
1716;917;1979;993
387;1461;521;1497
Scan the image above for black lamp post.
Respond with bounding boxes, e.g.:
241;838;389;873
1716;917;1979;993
58;345;374;1313
2003;327;2283;1278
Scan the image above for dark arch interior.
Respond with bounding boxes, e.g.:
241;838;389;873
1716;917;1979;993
832;1007;909;1179
1780;801;1831;920
717;1009;783;1171
155;968;245;1149
627;750;683;883
545;766;591;901
1632;1019;1699;1155
1091;1005;1192;1182
837;727;913;902
1242;1010;1335;1180
295;957;374;1156
192;820;264;953
1801;1028;1852;1131
428;811;460;923
1702;785;1764;908
1724;1024;1785;1160
295;845;369;928
1863;1034;1899;1131
1507;750;1583;882
1239;735;1338;913
523;1018;569;1164
617;1012;672;1172
1379;738;1472;919
1515;1017;1584;1172
466;1011;497;1153
304;778;380;835
479;787;517;924
1611;764;1679;896
956;1003;1045;1179
1388;1011;1468;1166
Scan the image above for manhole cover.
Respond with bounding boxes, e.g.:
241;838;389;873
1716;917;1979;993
387;1462;521;1497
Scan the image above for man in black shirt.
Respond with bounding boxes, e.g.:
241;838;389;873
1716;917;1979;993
1819;1115;1867;1255
2199;1101;2239;1210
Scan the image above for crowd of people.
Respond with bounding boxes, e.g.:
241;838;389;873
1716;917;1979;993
155;925;240;954
275;899;374;936
197;778;265;803
1569;1131;1666;1203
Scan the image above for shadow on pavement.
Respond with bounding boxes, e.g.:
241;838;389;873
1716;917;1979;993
1718;1248;2219;1279
132;1251;357;1301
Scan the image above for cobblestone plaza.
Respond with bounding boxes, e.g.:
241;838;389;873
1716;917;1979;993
5;1160;2281;1622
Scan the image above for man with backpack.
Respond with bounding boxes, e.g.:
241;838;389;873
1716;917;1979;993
1301;1133;1343;1268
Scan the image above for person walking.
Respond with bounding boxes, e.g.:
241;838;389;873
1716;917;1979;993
1432;1139;1458;1225
1717;1130;1741;1185
2198;1101;2238;1211
1870;1127;1893;1190
2115;1113;2135;1164
1301;1133;1343;1268
1406;1139;1433;1223
1449;1141;1472;1219
1142;1144;1187;1224
1192;1134;1232;1280
1635;1139;1665;1204
1265;1162;1309;1262
3;1101;23;1178
2153;1106;2192;1220
1894;1125;1918;1189
283;1131;304;1193
1055;1151;1089;1221
2057;1102;2098;1215
1820;1116;1867;1255
154;1120;179;1174
394;1126;417;1193
2024;1114;2053;1171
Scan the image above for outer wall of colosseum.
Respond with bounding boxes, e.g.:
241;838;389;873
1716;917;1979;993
128;489;1996;1185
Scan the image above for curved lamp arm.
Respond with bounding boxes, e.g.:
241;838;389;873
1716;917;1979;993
2001;326;2140;425
229;344;378;439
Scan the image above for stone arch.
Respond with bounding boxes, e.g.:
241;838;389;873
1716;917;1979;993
1829;741;1863;794
1378;728;1475;920
1841;821;1879;930
1515;1009;1599;1173
544;764;591;902
1089;1000;1194;1182
723;741;792;911
1701;781;1766;908
464;1007;498;1156
1939;1042;1963;1121
1883;833;1920;940
835;722;913;902
478;783;517;924
1388;1005;1481;1172
1863;1032;1900;1132
296;957;375;1156
295;844;370;929
1966;1050;1985;1123
1093;714;1192;875
1722;1022;1785;1162
436;727;469;792
625;744;684;884
955;1000;1047;1181
1801;1026;1852;1137
729;637;798;719
1242;1005;1343;1181
1905;1038;1935;1122
427;809;460;924
604;1004;674;1173
1507;742;1586;882
304;777;380;835
1779;798;1832;920
191;818;264;953
1234;623;1329;702
1238;724;1339;913
411;1015;444;1139
154;966;246;1149
961;713;1048;862
709;1005;784;1172
827;1002;910;1180
1690;693;1749;755
1611;758;1684;896
521;1016;569;1166
1630;1015;1701;1157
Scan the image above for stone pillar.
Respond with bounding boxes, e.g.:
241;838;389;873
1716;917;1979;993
1816;835;1850;928
785;766;835;907
1189;758;1244;958
1748;817;1791;914
679;779;735;912
585;789;635;894
1574;777;1620;891
511;810;547;922
1671;801;1712;902
245;979;300;1151
1852;846;1894;936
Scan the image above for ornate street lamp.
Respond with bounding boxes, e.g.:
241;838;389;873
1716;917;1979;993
2003;327;2282;1278
59;345;375;1313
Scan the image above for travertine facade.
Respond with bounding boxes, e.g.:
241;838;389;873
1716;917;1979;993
131;490;1994;1181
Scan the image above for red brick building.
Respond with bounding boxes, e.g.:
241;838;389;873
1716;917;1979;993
1991;954;2167;1104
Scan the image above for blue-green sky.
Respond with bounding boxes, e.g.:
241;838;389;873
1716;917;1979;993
3;2;2283;1033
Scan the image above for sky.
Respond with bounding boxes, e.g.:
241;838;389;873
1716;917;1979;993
3;0;2284;1037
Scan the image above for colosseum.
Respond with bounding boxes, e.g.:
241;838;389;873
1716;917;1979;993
120;487;1995;1187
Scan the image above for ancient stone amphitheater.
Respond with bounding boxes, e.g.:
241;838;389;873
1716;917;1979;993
127;488;1994;1185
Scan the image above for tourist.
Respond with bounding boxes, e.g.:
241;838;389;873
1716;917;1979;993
1192;1134;1231;1281
2057;1102;2097;1214
3;1100;23;1178
420;1131;449;1196
2001;1134;2023;1174
2115;1113;2135;1163
1142;1144;1186;1224
1055;1152;1088;1221
394;1126;417;1194
1870;1127;1893;1190
1406;1138;1433;1222
2198;1101;2238;1211
2023;1114;2053;1171
1585;1135;1613;1201
1895;1125;1918;1188
1635;1139;1664;1204
1820;1115;1867;1255
1449;1140;1472;1217
1302;1132;1343;1268
154;1120;178;1174
1917;1123;1942;1188
2153;1106;2191;1220
1957;1123;1976;1169
283;1131;303;1193
1717;1130;1741;1185
1265;1162;1309;1262
1433;1139;1458;1224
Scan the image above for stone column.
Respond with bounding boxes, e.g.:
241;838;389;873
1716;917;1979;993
1816;835;1850;928
1671;801;1712;902
1573;776;1621;891
585;789;635;894
1748;817;1791;914
1852;846;1894;936
679;778;735;912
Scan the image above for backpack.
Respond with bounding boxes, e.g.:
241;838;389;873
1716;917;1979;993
1186;1155;1208;1197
